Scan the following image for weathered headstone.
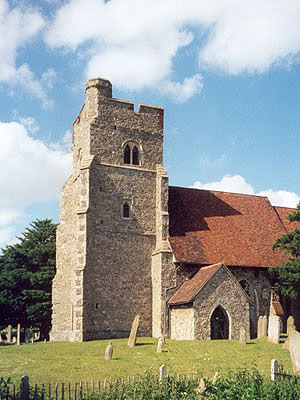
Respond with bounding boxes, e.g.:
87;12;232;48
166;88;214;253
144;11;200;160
287;316;296;334
268;315;280;344
0;334;2;343
271;359;278;381
157;337;163;353
12;336;17;343
7;325;12;343
128;314;140;347
262;315;268;337
240;327;247;344
25;328;31;343
289;331;300;373
257;316;263;338
159;364;167;383
17;324;21;346
104;342;113;360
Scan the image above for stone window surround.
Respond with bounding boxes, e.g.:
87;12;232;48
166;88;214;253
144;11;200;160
122;199;133;220
121;140;143;166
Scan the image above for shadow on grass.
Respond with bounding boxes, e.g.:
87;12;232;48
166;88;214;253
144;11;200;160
136;342;154;347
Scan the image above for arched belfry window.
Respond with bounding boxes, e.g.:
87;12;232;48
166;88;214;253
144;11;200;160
132;146;139;165
123;202;130;218
123;141;140;166
124;144;131;164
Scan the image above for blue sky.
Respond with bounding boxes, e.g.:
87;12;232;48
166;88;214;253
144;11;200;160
1;0;300;247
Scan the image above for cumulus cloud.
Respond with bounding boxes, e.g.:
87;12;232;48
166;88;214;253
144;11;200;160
192;174;300;208
0;0;54;107
0;121;72;247
45;0;300;98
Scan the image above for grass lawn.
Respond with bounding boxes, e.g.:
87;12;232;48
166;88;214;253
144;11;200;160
0;337;292;386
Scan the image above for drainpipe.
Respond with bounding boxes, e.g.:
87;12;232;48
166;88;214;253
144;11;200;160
163;263;181;338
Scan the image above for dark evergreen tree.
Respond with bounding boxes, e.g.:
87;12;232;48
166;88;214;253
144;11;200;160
0;219;57;339
270;202;300;299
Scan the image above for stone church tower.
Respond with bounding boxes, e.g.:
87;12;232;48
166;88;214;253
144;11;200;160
50;78;173;341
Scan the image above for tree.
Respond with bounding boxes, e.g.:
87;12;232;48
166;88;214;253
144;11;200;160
0;219;57;339
270;202;300;299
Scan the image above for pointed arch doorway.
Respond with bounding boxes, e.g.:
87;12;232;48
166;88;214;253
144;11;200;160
210;306;229;339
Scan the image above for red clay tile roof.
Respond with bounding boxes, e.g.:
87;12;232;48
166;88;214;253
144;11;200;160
168;263;251;305
274;206;300;232
271;301;284;316
168;187;300;268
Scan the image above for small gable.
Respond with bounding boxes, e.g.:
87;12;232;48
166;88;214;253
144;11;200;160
168;263;251;306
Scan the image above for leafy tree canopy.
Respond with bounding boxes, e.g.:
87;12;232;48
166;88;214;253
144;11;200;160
270;202;300;299
0;219;57;339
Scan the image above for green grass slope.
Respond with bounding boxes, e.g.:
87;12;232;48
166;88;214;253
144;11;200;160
0;337;292;385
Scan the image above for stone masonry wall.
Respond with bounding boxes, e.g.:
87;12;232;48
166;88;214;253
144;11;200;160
170;305;194;340
193;267;250;340
52;78;166;341
229;267;271;338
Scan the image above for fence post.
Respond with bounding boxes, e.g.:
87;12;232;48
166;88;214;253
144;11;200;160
20;376;29;400
271;359;278;381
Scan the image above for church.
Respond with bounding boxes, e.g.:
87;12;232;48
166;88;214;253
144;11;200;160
50;77;299;342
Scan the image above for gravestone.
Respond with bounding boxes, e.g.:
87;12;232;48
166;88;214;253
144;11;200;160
128;314;140;347
12;336;17;343
159;364;167;383
262;315;268;337
268;315;280;344
287;316;296;334
7;325;12;343
25;328;31;343
17;324;21;345
257;316;263;338
271;359;278;381
240;327;247;344
289;331;300;373
157;338;163;353
17;324;21;346
104;342;113;360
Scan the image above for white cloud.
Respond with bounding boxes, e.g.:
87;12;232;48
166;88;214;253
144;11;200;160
19;117;39;134
0;120;72;247
0;1;54;107
45;0;300;98
192;174;300;207
199;153;226;168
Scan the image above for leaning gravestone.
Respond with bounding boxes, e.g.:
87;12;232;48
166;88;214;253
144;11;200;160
287;316;296;334
240;327;247;344
128;314;140;347
289;331;300;373
157;337;163;353
104;342;113;360
25;328;31;343
268;315;280;344
7;325;12;343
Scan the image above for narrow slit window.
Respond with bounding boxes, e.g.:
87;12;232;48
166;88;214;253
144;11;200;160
123;202;130;218
124;144;131;164
132;146;139;165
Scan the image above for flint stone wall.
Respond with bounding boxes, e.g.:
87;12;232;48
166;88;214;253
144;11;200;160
51;78;165;341
193;267;250;340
